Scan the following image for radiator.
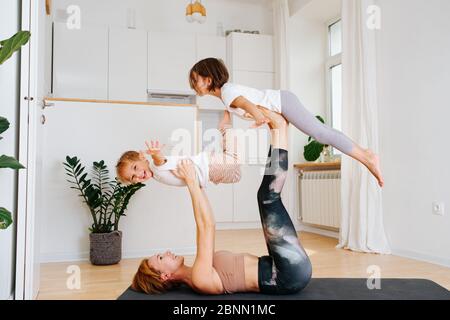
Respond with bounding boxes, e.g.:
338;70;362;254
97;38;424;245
298;170;341;229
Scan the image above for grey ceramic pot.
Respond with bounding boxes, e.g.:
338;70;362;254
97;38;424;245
89;230;122;265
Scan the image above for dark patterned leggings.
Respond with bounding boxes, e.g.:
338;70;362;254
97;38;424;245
257;147;312;294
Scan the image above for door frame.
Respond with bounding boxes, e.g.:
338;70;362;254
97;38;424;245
15;0;43;300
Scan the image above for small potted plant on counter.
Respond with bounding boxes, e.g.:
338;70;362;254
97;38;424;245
303;115;334;163
63;156;144;265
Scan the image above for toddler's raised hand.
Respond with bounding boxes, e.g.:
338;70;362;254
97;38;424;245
144;140;165;156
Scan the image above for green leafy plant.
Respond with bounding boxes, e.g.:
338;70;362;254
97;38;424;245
303;115;330;162
0;31;30;230
63;156;144;233
0;31;31;65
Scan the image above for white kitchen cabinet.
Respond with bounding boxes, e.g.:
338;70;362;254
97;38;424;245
196;35;226;61
232;70;274;90
39;101;199;260
224;32;274;224
206;184;234;222
226;32;274;73
109;27;148;101
232;164;265;222
230;114;270;223
196;35;227;110
53;22;108;99
148;31;197;93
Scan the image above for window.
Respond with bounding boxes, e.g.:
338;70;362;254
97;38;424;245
326;19;342;156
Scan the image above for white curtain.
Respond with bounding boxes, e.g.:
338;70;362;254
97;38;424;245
272;0;290;90
338;0;391;254
273;0;297;217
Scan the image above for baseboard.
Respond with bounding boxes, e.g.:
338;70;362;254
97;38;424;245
216;222;262;230
295;222;339;239
391;247;450;268
40;251;89;263
40;246;197;263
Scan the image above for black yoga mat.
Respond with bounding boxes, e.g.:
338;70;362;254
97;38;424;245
117;278;450;300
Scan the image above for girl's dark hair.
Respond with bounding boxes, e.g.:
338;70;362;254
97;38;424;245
189;58;229;92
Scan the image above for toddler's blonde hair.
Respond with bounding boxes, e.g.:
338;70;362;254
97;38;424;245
116;151;141;184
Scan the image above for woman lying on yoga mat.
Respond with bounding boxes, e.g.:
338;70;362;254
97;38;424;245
131;112;312;295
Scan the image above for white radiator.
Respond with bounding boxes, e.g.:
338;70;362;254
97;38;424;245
298;170;341;229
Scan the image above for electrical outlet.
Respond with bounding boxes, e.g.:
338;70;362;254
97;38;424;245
432;201;445;216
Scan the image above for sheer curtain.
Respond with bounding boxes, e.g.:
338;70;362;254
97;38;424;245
337;0;391;254
273;0;300;223
272;0;290;90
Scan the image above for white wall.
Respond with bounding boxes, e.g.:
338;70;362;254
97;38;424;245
0;0;21;300
51;0;273;35
377;0;450;266
287;0;341;237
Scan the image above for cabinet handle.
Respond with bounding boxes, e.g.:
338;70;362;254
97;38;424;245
41;115;46;125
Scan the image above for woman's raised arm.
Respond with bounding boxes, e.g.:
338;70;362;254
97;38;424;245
173;160;223;294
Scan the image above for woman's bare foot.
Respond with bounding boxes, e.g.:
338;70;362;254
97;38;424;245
259;108;289;149
364;149;384;187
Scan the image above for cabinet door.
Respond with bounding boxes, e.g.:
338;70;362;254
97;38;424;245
196;35;226;61
53;22;108;99
148;31;197;93
232;70;274;90
206;185;234;222
232;164;265;222
109;27;147;101
231;114;270;223
227;33;274;73
196;35;227;110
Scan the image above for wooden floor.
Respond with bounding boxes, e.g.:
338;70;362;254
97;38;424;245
38;230;450;299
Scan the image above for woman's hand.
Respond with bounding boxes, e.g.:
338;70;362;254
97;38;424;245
250;115;270;128
173;159;199;187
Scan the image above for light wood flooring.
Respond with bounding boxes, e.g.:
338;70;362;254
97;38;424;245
37;230;450;299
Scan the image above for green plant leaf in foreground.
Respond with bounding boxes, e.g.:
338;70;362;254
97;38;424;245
0;155;25;169
0;31;31;65
0;117;10;136
0;207;13;230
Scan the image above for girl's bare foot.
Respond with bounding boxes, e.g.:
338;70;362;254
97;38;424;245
364;149;384;187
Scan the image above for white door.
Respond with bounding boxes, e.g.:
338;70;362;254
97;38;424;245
109;27;147;101
15;0;47;300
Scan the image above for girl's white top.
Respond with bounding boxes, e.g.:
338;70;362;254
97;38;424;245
220;82;282;120
148;152;209;188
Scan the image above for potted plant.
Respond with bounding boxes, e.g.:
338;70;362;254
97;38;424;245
63;156;144;265
0;31;31;230
303;115;334;163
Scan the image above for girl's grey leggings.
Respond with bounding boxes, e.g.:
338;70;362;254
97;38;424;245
281;90;354;155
